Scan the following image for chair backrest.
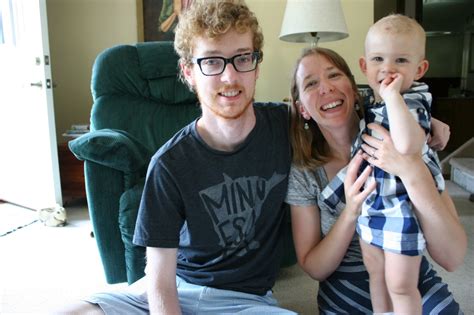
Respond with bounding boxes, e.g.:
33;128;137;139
90;41;201;152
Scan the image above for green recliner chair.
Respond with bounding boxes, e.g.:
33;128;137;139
69;41;201;284
69;41;295;285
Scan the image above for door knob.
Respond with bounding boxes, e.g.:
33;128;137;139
30;81;43;87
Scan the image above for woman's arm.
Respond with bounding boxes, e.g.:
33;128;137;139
361;123;467;271
403;170;466;271
291;202;357;281
291;153;376;280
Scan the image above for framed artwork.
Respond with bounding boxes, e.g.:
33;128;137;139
143;0;193;41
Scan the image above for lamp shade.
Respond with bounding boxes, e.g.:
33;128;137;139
279;0;349;44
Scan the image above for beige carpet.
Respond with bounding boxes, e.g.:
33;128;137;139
0;200;127;314
0;184;472;314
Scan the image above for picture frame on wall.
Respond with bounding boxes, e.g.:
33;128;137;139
143;0;193;41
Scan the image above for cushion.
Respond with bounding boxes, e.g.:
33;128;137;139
119;179;146;284
68;129;152;173
136;41;197;105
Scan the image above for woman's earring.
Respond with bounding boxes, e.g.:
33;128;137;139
304;122;309;130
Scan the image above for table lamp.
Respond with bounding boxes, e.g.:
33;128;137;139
279;0;349;46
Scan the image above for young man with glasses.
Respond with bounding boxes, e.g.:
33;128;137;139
53;1;295;314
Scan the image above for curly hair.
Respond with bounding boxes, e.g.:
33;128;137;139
289;47;362;169
174;0;264;76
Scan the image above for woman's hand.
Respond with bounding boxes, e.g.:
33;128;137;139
360;123;419;177
343;150;376;216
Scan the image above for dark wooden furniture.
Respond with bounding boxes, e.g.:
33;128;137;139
58;142;86;204
432;97;474;153
374;0;422;21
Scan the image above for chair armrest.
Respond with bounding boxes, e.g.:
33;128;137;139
68;129;153;173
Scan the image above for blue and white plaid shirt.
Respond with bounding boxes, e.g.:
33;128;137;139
322;82;444;256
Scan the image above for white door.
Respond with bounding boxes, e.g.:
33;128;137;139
0;0;62;210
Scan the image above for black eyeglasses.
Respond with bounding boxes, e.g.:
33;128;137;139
192;52;260;76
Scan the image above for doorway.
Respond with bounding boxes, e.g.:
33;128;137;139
0;0;62;210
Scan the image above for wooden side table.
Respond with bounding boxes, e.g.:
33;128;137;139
58;142;86;205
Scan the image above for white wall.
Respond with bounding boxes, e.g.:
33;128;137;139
47;0;373;142
47;0;139;143
248;0;373;102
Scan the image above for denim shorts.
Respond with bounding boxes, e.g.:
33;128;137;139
84;276;296;314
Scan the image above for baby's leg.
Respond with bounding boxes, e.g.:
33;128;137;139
359;239;392;313
385;251;422;314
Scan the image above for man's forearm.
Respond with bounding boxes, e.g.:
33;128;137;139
147;276;181;314
146;247;181;314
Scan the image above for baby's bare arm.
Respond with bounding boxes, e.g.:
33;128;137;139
380;74;425;154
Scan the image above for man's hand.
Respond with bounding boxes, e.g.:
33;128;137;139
429;117;450;151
